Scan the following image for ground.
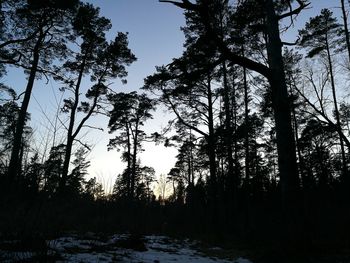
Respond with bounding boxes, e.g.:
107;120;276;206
0;233;253;262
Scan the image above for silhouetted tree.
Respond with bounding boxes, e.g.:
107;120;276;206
84;177;104;200
6;0;79;182
112;163;155;202
60;3;136;191
66;147;91;196
108;92;154;199
43;144;66;197
0;88;31;180
299;8;348;179
23;153;42;196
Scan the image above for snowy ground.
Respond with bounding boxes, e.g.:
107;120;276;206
0;233;253;262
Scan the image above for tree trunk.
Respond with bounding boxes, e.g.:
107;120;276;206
231;72;240;180
291;90;306;188
341;0;350;65
206;74;217;210
242;58;251;235
325;34;348;178
7;33;42;182
222;61;235;193
126;124;131;197
130;121;139;200
60;57;86;191
189;129;195;184
243;62;250;187
265;0;299;209
17;140;25;186
187;155;192;185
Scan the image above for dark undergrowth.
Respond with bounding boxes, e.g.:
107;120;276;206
0;193;350;263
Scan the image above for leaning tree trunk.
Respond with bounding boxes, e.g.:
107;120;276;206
60;57;86;191
7;33;43;182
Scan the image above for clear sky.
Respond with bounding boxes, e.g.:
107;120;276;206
2;0;345;191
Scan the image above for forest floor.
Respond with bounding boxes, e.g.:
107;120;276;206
0;233;252;262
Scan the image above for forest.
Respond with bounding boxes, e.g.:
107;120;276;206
1;0;350;262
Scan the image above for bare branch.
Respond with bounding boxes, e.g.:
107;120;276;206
74;138;91;151
293;83;350;149
82;125;104;132
163;88;208;137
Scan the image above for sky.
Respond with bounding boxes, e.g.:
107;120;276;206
2;0;345;191
80;0;187;189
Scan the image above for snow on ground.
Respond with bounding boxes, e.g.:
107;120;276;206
0;233;253;262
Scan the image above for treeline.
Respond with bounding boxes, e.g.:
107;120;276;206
2;0;350;253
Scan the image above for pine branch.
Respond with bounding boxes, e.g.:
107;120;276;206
0;29;40;49
159;0;197;10
278;0;310;20
164;93;207;137
159;0;271;79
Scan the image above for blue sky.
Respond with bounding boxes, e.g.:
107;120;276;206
85;0;186;93
2;0;345;191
